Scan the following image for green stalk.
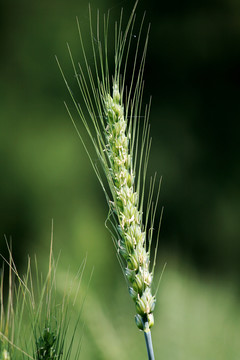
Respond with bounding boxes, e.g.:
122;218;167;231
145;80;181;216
144;327;155;360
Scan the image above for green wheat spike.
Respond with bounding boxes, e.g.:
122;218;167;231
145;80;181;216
57;2;162;359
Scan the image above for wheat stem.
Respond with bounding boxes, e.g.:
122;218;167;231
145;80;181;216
144;327;155;360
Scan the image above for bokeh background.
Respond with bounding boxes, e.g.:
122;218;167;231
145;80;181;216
1;0;240;358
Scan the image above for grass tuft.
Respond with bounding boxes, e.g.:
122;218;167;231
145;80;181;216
0;237;85;360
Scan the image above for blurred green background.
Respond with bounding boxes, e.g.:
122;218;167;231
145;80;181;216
1;0;240;358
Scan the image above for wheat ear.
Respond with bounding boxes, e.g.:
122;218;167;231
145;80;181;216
105;83;156;359
57;1;162;358
105;83;155;328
